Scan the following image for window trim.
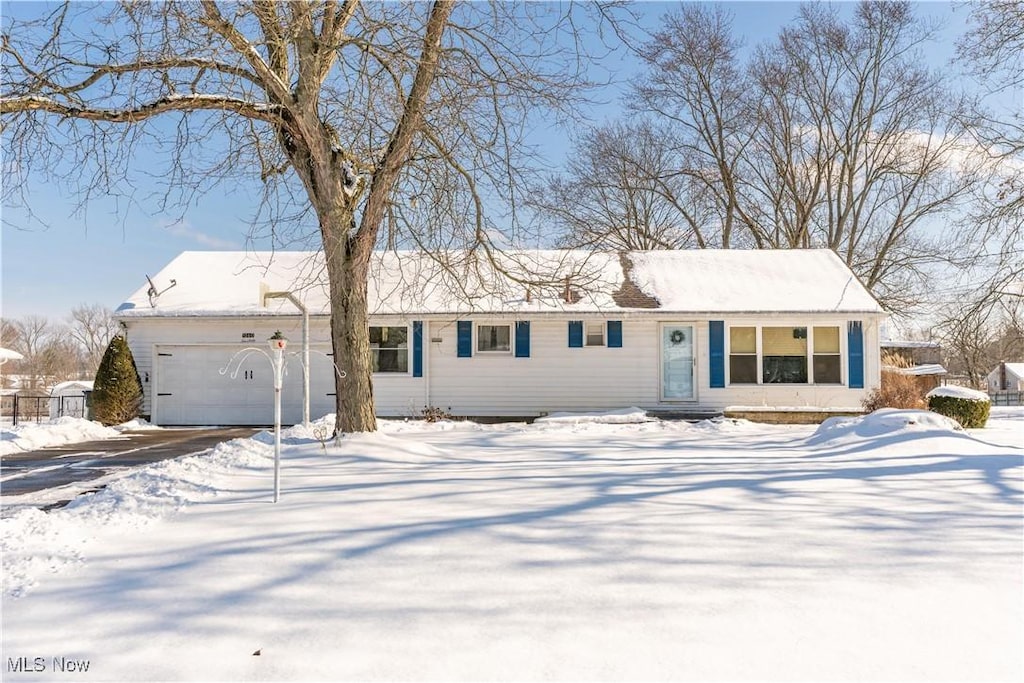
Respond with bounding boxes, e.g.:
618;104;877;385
725;323;847;387
811;325;842;385
476;322;513;355
369;324;411;375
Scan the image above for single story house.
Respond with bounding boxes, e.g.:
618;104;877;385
986;362;1024;393
114;249;887;426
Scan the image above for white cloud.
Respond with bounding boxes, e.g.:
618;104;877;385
159;219;239;249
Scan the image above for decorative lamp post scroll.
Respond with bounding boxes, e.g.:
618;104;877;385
219;332;346;503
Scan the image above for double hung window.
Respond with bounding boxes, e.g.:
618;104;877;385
477;324;511;353
369;326;408;373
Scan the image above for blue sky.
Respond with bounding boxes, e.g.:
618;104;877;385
1;1;970;321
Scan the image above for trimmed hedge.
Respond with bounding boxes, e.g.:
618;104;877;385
927;395;990;429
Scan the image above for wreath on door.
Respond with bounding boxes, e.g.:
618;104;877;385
670;330;685;344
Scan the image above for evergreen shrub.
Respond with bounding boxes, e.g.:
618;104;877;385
927;394;990;429
91;334;143;426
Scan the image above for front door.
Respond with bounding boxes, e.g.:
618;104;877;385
661;323;696;401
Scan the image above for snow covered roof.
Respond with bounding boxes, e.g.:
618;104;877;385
988;363;1024;380
881;340;941;349
884;364;947;376
114;249;885;318
49;380;94;395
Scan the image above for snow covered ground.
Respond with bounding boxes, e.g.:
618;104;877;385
2;408;1022;681
0;417;158;456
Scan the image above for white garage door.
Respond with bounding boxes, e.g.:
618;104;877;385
154;345;339;426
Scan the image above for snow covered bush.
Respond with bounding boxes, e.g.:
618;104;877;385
91;334;143;426
926;386;990;429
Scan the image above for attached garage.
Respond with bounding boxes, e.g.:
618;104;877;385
153;344;338;426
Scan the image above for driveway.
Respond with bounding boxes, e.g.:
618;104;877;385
0;427;260;506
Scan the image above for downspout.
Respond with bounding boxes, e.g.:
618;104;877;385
262;290;310;426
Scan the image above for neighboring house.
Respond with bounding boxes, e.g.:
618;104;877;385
986;362;1024;393
114;249;887;426
48;380;94;419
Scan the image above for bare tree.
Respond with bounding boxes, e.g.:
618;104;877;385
546;1;986;314
527;120;715;251
937;288;1024;388
632;4;757;249
4;315;84;389
68;304;119;375
953;1;1024;324
2;1;606;433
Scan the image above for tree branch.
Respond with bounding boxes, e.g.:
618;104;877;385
0;93;283;124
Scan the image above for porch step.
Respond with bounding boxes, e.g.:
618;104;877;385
645;408;724;422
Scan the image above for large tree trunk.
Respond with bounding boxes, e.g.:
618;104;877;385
321;205;377;434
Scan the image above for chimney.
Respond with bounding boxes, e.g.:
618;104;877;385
1000;361;1007;391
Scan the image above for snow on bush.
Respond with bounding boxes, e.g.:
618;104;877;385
0;417;122;456
926;385;992;429
926;385;990;402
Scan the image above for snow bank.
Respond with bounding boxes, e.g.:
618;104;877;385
113;418;161;432
0;417;122;456
810;408;962;445
927;385;991;401
2;435;271;598
534;407;654;424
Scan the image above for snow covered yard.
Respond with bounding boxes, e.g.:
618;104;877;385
2;410;1022;681
0;417;157;456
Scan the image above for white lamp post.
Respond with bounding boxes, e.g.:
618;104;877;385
268;331;288;503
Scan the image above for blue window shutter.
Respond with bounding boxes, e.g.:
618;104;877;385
607;321;623;348
709;320;725;388
848;321;864;388
412;321;423;377
568;321;583;348
514;321;531;358
457;320;472;358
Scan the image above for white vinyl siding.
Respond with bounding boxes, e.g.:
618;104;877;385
121;313;881;423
